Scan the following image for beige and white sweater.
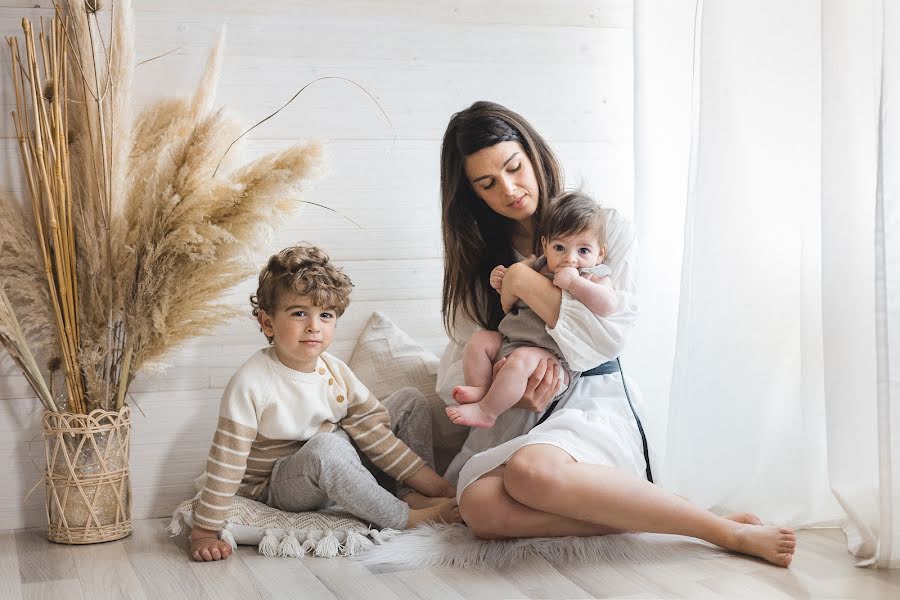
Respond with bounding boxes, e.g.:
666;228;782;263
193;347;426;531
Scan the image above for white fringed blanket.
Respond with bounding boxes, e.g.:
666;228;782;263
168;495;399;558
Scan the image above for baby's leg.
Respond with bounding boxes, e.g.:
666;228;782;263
453;330;503;405
447;347;565;428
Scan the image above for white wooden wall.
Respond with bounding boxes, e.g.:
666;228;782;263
0;0;633;530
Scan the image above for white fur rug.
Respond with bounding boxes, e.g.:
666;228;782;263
354;523;730;571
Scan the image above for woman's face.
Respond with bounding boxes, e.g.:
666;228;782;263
463;141;539;223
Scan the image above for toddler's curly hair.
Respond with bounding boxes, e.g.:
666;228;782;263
250;243;353;336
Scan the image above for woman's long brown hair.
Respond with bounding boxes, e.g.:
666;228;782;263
440;101;564;337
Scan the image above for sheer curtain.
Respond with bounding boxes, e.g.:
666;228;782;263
633;0;898;567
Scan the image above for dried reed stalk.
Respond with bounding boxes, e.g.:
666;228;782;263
0;286;57;412
2;2;323;414
9;16;85;413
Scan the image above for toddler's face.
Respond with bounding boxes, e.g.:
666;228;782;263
542;229;603;272
257;292;337;372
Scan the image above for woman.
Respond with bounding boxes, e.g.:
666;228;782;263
437;100;796;567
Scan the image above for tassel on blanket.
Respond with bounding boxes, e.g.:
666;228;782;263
167;505;185;536
369;527;401;544
314;529;341;558
219;523;237;551
258;529;280;557
277;529;304;558
302;530;322;554
341;530;374;556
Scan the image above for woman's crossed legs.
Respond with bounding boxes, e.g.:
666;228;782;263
459;444;796;567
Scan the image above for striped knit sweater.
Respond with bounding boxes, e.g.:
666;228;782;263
193;347;426;531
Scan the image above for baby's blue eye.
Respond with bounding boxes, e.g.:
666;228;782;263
579;248;590;255
321;313;334;319
553;244;564;252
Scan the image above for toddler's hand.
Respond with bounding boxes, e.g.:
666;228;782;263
489;265;507;291
553;266;579;290
190;534;232;562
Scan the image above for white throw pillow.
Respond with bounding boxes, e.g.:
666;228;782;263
348;311;467;474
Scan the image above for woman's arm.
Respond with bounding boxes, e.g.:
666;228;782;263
553;269;618;316
501;262;563;327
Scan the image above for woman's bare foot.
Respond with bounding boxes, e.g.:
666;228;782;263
452;385;488;405
726;524;797;567
402;491;451;509
407;498;462;527
723;512;764;525
190;535;232;562
446;403;497;428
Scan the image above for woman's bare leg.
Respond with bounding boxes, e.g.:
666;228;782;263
498;445;796;567
459;467;623;538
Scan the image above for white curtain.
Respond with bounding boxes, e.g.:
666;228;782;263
633;0;899;567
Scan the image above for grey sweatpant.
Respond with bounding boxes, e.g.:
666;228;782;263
264;387;434;530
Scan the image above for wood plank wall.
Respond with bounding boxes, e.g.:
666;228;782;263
0;0;633;530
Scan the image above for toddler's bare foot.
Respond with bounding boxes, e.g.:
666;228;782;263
452;385;488;405
402;491;451;509
446;403;497;428
724;512;764;525
727;524;796;567
407;498;462;528
190;535;232;562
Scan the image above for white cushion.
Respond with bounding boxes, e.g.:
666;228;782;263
348;312;467;474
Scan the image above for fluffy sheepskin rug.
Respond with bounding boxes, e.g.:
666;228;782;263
354;522;729;571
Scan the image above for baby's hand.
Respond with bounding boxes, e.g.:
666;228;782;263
553;266;580;290
490;265;507;291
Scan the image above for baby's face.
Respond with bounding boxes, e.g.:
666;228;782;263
542;229;603;272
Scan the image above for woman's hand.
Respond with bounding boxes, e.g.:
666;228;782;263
494;357;560;412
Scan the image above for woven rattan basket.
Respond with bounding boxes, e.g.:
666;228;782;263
41;406;133;544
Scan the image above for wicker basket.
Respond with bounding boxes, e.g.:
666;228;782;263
41;406;133;544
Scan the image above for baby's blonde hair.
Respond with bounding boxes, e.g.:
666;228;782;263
251;244;353;341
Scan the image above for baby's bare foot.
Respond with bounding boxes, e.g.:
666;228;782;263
446;404;496;428
724;512;764;525
402;491;451;509
190;536;232;562
452;385;488;405
407;498;462;528
728;524;796;567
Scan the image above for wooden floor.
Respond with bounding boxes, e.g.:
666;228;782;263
2;519;899;600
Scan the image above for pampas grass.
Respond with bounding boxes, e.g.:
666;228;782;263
2;1;323;413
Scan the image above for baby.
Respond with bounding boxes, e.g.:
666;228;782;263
446;191;617;428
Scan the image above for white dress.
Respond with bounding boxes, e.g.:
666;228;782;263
437;209;656;500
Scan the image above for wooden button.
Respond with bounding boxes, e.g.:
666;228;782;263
336;395;345;403
318;368;325;375
328;378;334;385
